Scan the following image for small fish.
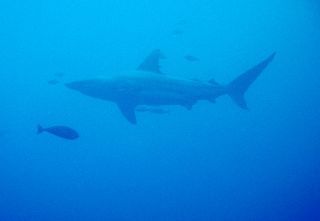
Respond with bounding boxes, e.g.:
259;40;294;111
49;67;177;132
136;106;170;114
54;72;65;78
172;29;184;36
176;19;187;26
47;79;60;85
184;54;199;62
37;125;79;140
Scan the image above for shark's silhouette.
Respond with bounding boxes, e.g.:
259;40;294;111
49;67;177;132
66;50;275;124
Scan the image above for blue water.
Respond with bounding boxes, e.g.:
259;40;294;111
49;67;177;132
1;0;319;220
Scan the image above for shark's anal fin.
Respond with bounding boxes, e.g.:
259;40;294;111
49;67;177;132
137;49;166;74
183;99;196;110
117;103;137;124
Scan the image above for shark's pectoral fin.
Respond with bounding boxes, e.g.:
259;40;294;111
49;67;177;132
117;103;137;124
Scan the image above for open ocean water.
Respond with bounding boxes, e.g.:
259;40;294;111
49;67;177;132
0;0;319;220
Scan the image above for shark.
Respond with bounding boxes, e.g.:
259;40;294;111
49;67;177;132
65;49;275;124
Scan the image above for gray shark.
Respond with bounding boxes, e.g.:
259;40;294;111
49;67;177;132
65;50;275;124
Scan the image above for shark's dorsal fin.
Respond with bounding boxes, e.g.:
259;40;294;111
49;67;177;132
137;49;166;74
117;102;137;124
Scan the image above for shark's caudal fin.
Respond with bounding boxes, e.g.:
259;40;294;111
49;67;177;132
37;125;44;134
227;53;276;109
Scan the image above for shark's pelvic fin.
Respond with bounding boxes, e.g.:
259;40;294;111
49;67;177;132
137;49;166;74
117;103;137;124
227;52;276;109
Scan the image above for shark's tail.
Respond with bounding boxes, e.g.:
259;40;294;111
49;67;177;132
227;53;276;109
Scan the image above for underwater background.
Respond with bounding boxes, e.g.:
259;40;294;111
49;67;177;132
0;0;319;220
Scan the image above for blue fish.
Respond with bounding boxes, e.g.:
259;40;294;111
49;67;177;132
184;54;199;62
37;125;79;140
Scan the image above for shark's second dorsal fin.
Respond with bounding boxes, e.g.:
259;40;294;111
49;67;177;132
208;78;220;86
137;49;166;74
